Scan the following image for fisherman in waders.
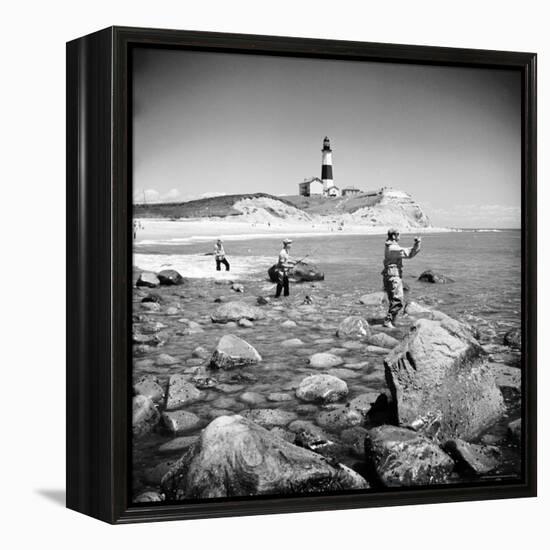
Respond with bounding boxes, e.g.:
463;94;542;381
214;239;230;271
275;238;296;298
382;228;421;328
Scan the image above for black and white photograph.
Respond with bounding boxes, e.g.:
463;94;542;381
130;46;525;504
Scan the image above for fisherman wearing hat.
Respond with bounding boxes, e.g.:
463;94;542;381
214;239;230;271
275;238;296;298
382;228;421;328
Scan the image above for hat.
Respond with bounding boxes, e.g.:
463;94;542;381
282;238;293;245
387;228;400;238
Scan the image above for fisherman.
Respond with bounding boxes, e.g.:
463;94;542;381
382;228;421;328
275;238;296;298
214;239;230;271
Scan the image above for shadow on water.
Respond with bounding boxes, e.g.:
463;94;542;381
35;489;66;507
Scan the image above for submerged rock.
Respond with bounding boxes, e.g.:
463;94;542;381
384;318;505;443
158;269;184;285
418;270;454;284
161;415;368;499
210;334;262;369
365;425;454;487
309;352;344;369
336;316;371;339
132;395;160;437
295;374;349;404
443;439;500;474
211;301;266;323
165;375;203;410
136;271;160;288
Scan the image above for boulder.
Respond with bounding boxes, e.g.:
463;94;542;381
384;318;505;443
365;425;454;487
158;269;184;285
133;375;165;403
309;352;344;369
443;439;500;474
336;316;371;339
162;410;202;434
240;408;297;428
132;395;160;437
418;270;454;284
296;374;348;404
211;301;266;323
209;334;262;369
503;328;521;350
165;375;203;410
136;271;160;288
161;415;368;499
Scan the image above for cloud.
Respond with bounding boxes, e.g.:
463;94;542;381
427;203;520;228
133;188;226;204
161;188;181;201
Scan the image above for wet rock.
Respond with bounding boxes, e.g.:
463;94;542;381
365;425;454;487
165;375;203;410
133;375;165;403
384;318;505;443
134;491;163;503
503;328;521;350
418;270;454;284
507;418;521;443
161;415;367;499
267;392;293;402
211;301;266;323
162;410;201;434
348;392;381;416
281;338;304;347
336;316;371;339
316;405;363;430
309;352;344;369
296;374;349;404
158;269;184;285
156;353;180;366
238;318;253;328
136;271;160;288
158;435;200;454
132;395;160;437
210;334;262;369
239;391;265;406
367;332;399;349
231;283;244;293
281;320;297;328
359;292;387;306
192;346;210;359
443;439;500;474
241;408;298;428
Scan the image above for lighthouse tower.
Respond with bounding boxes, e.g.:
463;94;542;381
321;136;335;196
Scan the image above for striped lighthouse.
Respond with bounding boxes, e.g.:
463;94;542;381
321;136;334;195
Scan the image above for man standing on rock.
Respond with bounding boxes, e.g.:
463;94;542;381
275;238;296;298
214;239;230;271
382;229;421;328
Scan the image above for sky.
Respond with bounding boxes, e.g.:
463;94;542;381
133;48;521;228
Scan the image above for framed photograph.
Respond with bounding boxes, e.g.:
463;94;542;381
66;26;537;524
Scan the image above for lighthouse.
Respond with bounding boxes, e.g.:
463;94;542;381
321;136;339;196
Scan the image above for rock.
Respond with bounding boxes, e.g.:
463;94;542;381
210;334;262;369
161;415;368;499
241;408;298;428
316;405;363;430
267;392;293;402
268;262;324;283
155;353;180;366
132;333;163;346
134;491;163;503
341;426;369;458
231;283;244;293
136;271;160;288
281;338;304;347
140;321;165;334
143;460;176;485
443;439;500;474
404;301;432;316
238;318;253;328
239;391;265;406
365;425;454;487
158;269;184;285
359;292;387;306
348;392;381;416
165;306;179;315
214;296;226;303
384;318;505;443
296;374;348;404
133;375;165;403
327;367;361;379
480;433;504;446
211;301;266;323
158;435;200;454
192;346;210;359
165;375;203;410
507;418;521;443
216;383;245;393
503;328;521;350
365;345;390;355
418;270;454;284
367;332;399;349
132;395;160;437
269;427;296;443
257;296;270;305
162;410;201;434
141;293;161;303
309;352;344;369
141;302;161;312
336;316;371;339
281;320;297;328
491;363;521;391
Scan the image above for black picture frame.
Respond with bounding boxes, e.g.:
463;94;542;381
66;26;537;524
